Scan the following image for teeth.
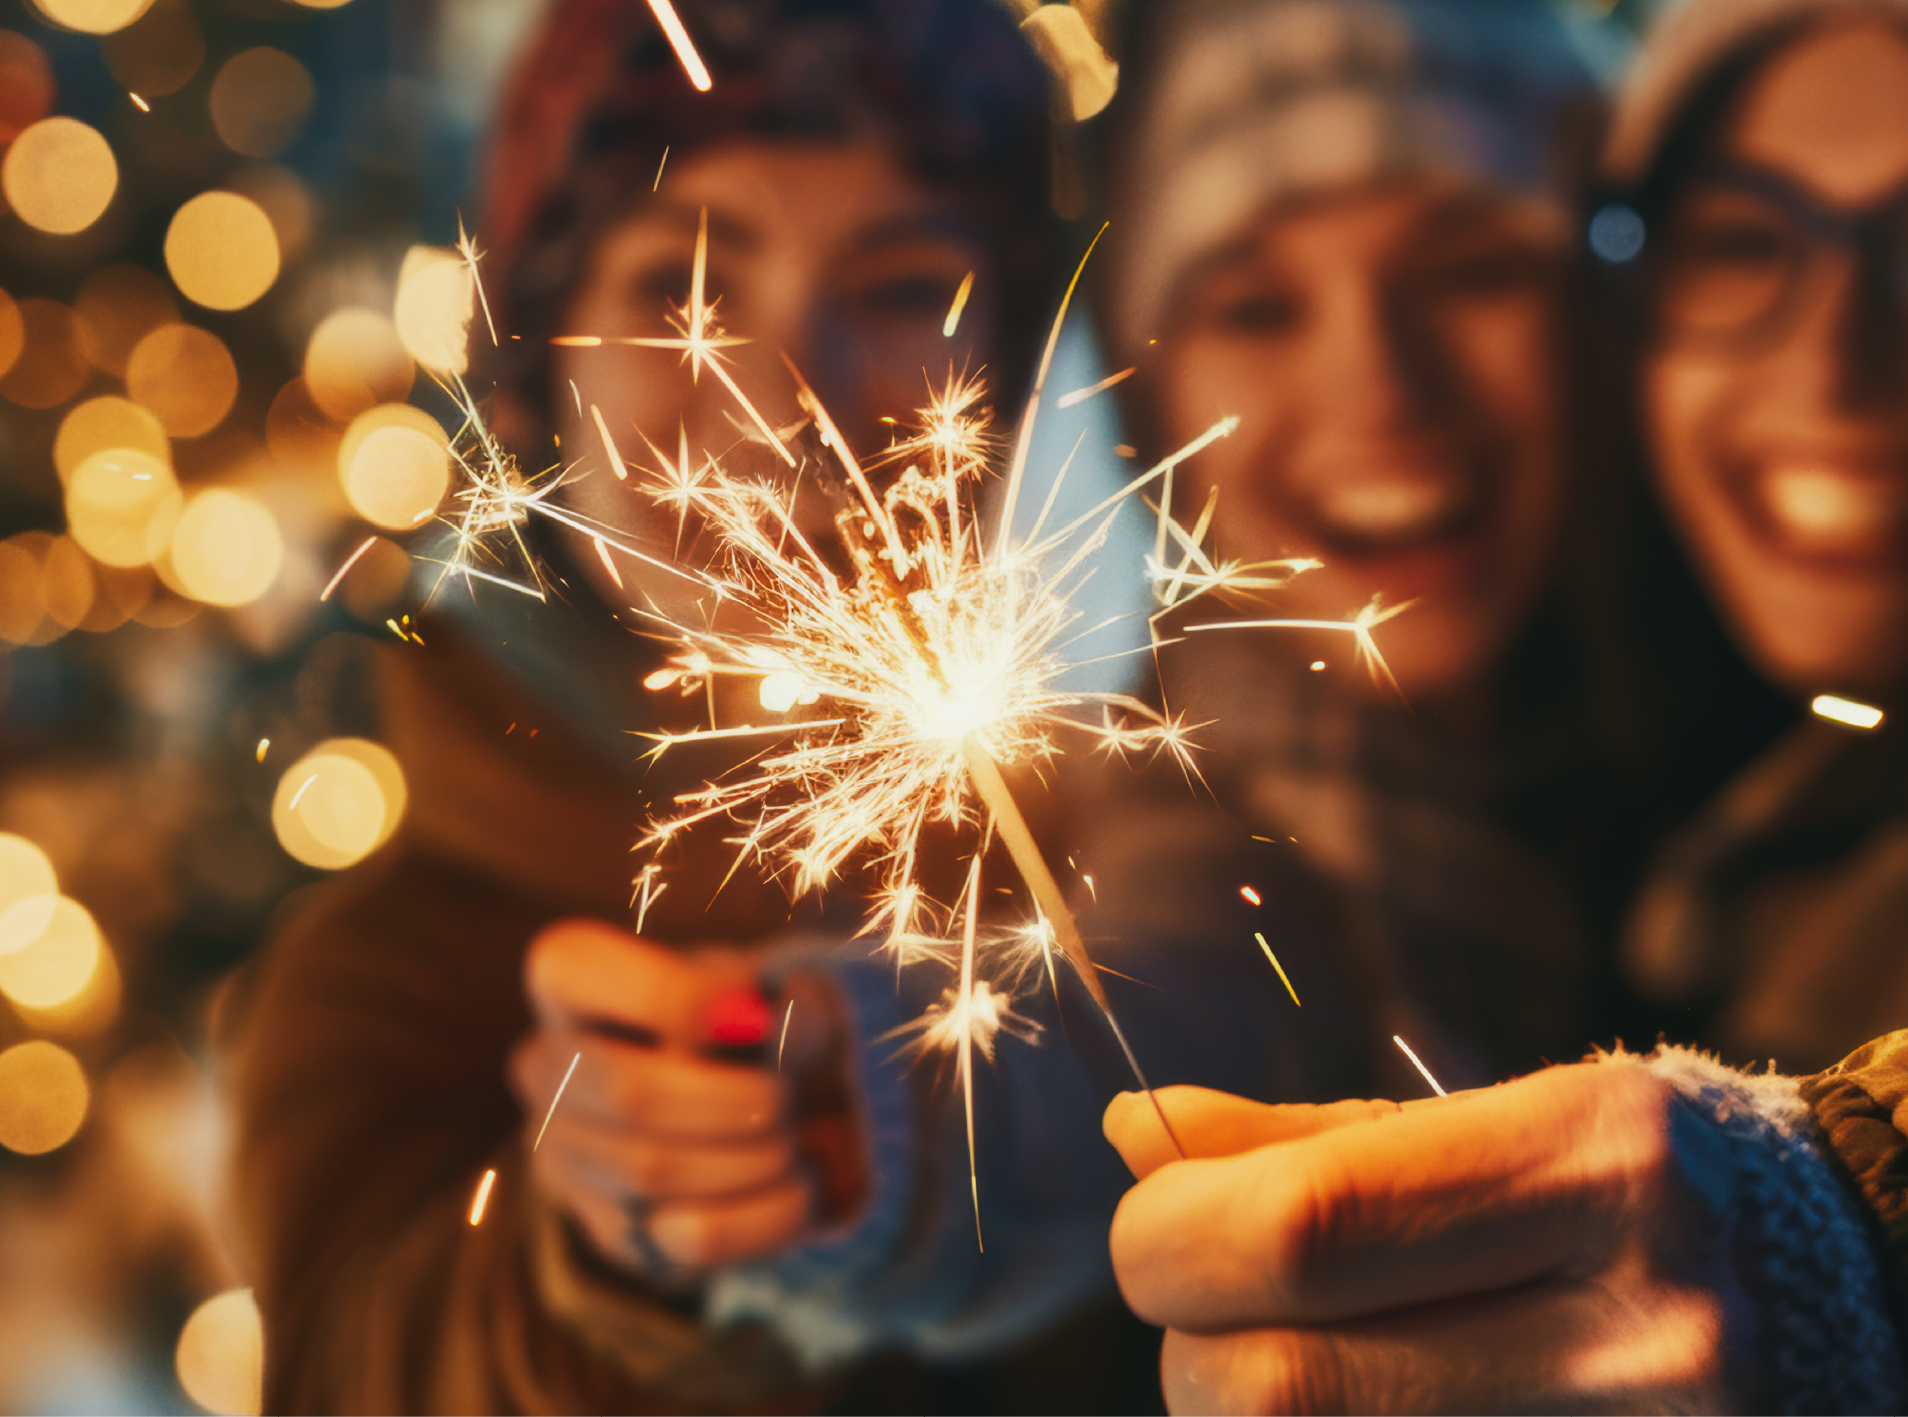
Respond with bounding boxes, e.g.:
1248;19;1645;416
1759;466;1906;556
1314;478;1459;541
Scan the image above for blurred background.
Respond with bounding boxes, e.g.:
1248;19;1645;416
0;0;1658;1411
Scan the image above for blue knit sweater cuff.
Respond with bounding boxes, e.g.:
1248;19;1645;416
1630;1045;1908;1414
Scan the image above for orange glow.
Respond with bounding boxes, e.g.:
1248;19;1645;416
0;289;22;381
208;47;314;158
54;395;170;481
127;323;238;437
1;116;118;234
164;191;280;311
75;263;179;376
271;739;407;870
1238;884;1261;906
0;1041;89;1156
0;540;47;644
170;488;283;606
304;308;413;422
0;32;56;145
175;1289;264;1417
0;298;90;409
0;895;102;1009
39;534;97;631
13;937;120;1038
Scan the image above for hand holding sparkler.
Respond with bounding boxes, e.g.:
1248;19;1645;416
510;919;863;1274
1103;1064;1786;1414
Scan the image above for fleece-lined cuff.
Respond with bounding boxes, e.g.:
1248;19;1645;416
1624;1045;1908;1414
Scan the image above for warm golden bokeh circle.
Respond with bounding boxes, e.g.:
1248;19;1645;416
65;447;182;567
164;191;280;311
29;0;155;34
0;298;91;409
338;404;450;529
54;395;170;481
271;739;407;870
0;1040;90;1156
13;938;121;1039
176;1289;264;1417
304;308;413;422
75;264;179;377
0;895;101;1009
1;116;118;234
209;47;315;159
0;833;58;938
0;289;22;381
0;541;46;644
170;488;283;607
127;323;238;437
39;534;97;632
394;245;475;374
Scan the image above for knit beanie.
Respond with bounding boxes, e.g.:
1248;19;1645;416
1103;0;1615;358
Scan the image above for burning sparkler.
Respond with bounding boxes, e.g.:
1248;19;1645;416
391;214;1397;1234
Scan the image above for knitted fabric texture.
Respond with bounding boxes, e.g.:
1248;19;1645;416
1629;1044;1908;1413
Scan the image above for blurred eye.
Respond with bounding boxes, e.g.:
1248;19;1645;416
1676;219;1789;270
847;273;960;321
626;260;694;311
1211;289;1302;335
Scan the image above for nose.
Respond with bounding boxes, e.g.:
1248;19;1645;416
1309;278;1442;441
1814;243;1908;412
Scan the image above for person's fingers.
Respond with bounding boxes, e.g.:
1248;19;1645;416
1113;1062;1674;1330
513;1033;785;1138
1105;1088;1405;1180
545;1116;799;1200
646;1174;814;1267
524;918;755;1044
1157;1269;1726;1415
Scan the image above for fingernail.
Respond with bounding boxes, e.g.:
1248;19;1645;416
705;987;772;1046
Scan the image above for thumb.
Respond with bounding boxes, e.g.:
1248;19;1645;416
1105;1087;1405;1180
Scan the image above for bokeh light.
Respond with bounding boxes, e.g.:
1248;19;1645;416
0;31;55;145
336;535;411;620
0;895;101;1010
304;308;413;422
0;835;58;952
1;116;118;235
0;540;47;644
164;192;280;311
54;396;170;481
339;405;450;529
394;245;475;374
75;264;180;377
226;164;314;266
13;938;121;1039
101;0;204;98
28;0;156;34
65;447;182;567
271;738;407;870
0;298;90;409
0;1041;89;1156
126;324;238;438
209;48;315;159
0;289;22;382
170;489;283;607
39;534;97;633
175;1289;264;1417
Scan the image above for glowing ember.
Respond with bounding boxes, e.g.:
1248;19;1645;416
467;1167;497;1225
1394;1034;1447;1097
1813;694;1884;730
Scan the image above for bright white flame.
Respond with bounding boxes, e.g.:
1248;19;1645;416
1812;694;1884;730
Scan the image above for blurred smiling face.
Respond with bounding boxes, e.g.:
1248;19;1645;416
554;139;996;594
1149;181;1570;702
1644;21;1908;699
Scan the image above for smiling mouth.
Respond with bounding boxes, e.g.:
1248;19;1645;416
1308;472;1484;554
1741;462;1908;565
